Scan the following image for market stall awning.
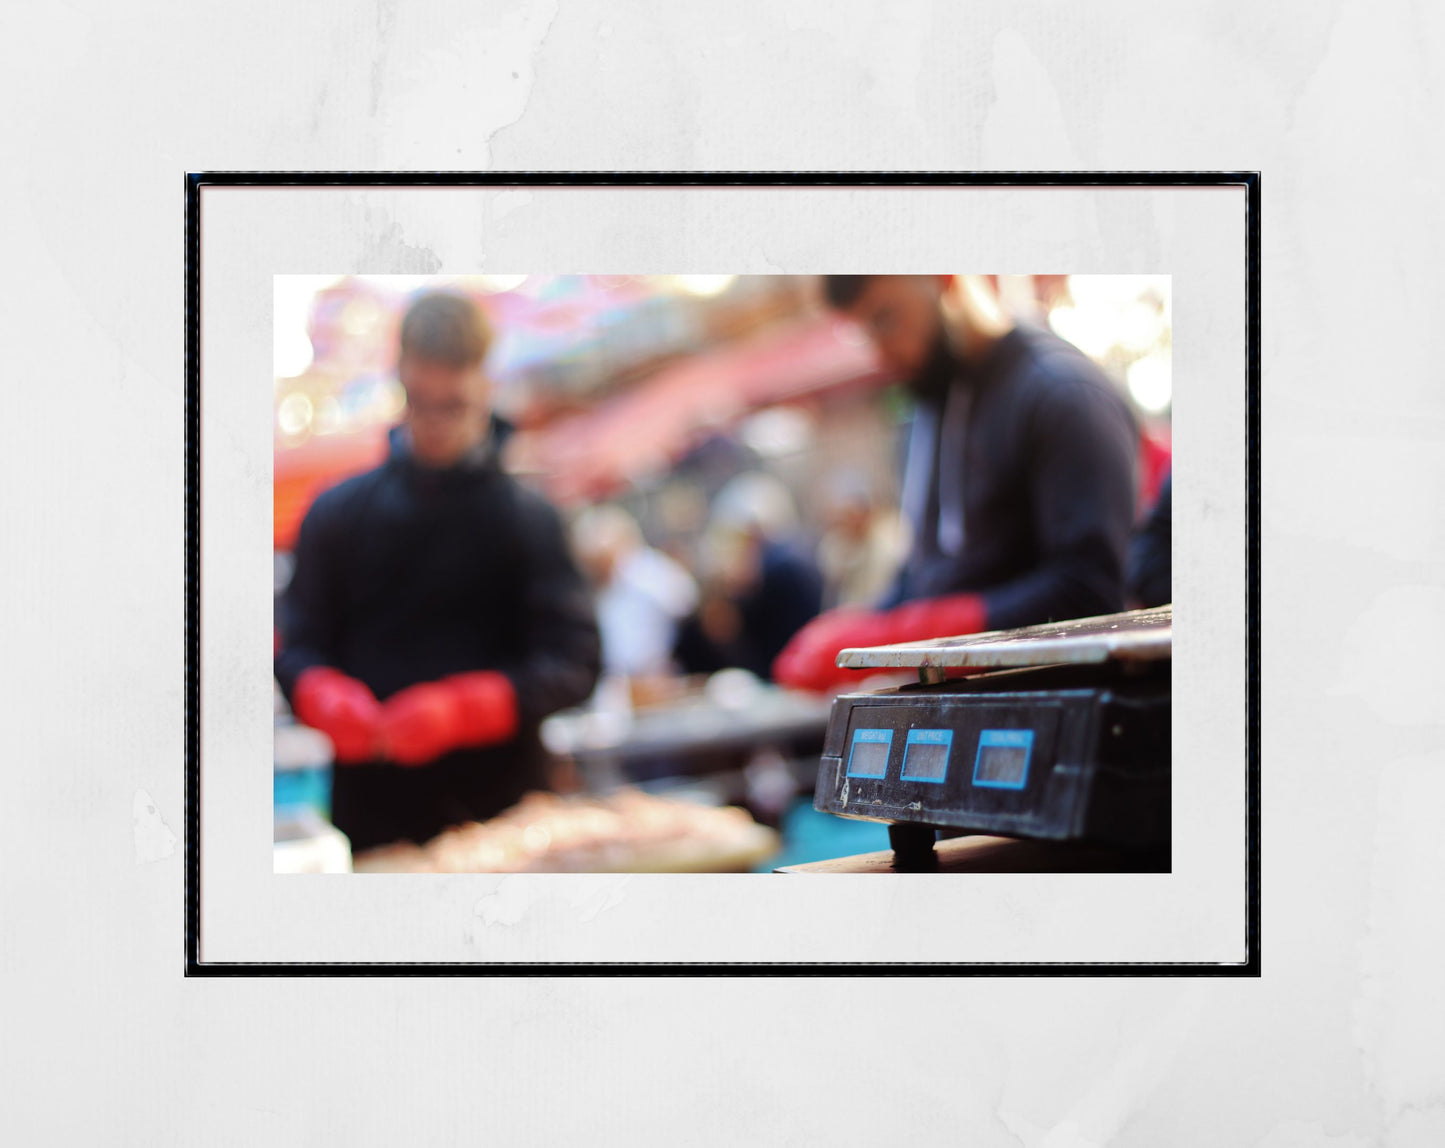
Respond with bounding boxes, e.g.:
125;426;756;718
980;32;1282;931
274;426;388;551
511;314;885;505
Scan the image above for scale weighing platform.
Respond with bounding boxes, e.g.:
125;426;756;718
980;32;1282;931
809;606;1170;870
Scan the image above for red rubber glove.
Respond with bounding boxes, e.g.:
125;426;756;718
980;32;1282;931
377;671;520;767
773;594;988;693
772;609;893;692
292;667;383;764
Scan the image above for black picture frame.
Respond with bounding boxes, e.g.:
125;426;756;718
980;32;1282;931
185;171;1260;976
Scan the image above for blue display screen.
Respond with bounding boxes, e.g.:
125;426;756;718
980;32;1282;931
845;728;893;779
972;729;1035;789
901;729;953;783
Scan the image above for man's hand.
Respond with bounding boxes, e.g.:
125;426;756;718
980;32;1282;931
772;594;989;693
292;667;383;764
377;671;520;767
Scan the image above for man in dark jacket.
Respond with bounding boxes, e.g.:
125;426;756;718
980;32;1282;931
775;275;1138;692
275;291;601;852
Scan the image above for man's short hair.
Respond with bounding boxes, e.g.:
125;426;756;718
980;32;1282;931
399;291;492;368
821;275;876;309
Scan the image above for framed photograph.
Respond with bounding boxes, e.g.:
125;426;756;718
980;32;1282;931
187;173;1259;972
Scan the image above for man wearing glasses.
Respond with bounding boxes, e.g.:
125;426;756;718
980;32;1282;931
275;291;602;853
774;275;1139;693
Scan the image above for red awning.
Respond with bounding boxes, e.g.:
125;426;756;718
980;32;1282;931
514;314;884;505
273;426;389;551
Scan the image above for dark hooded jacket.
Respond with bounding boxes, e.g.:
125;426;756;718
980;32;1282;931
881;323;1139;629
275;421;601;852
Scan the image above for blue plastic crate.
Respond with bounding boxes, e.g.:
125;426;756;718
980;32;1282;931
274;764;332;819
274;722;334;819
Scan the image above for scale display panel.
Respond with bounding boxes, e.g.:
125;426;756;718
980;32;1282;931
845;729;892;779
900;729;953;783
972;729;1034;789
815;664;1169;849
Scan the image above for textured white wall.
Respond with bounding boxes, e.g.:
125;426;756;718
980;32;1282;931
1;0;1440;1144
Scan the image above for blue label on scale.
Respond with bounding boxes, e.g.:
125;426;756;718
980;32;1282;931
972;729;1035;789
845;728;893;779
901;729;953;783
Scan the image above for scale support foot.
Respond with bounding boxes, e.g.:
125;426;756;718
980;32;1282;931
888;822;939;871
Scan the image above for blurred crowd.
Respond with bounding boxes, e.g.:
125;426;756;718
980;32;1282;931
572;468;908;696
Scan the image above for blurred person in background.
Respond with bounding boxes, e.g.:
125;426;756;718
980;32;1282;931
1127;469;1171;608
674;472;823;680
572;504;699;681
775;274;1138;692
274;292;601;852
815;468;911;610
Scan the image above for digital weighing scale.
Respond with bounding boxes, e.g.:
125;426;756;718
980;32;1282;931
812;606;1170;869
